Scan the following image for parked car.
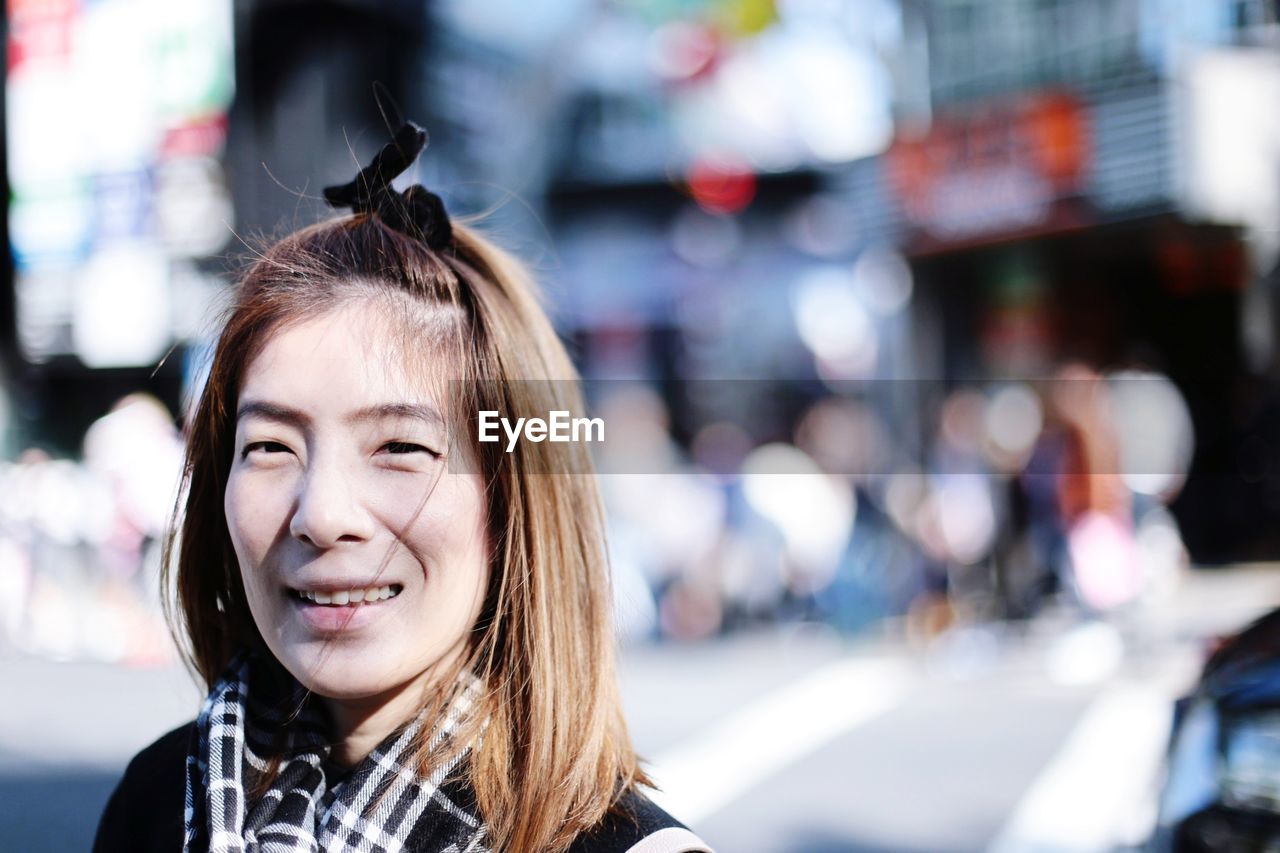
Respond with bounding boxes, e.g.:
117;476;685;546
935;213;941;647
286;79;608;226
1151;608;1280;851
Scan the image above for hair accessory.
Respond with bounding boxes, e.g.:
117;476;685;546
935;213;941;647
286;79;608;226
322;121;453;249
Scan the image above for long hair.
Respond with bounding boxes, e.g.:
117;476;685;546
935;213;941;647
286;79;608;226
162;212;650;851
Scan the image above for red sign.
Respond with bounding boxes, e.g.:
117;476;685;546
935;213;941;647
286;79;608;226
7;0;75;71
887;93;1090;243
161;115;230;160
684;154;756;214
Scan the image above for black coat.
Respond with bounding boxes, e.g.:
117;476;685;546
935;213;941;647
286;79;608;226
93;722;709;853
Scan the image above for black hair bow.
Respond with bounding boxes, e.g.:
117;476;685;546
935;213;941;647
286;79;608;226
322;121;453;250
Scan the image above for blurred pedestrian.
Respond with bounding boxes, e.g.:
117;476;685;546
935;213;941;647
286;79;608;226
1050;363;1142;613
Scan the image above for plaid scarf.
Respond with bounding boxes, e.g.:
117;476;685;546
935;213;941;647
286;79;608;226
183;651;490;853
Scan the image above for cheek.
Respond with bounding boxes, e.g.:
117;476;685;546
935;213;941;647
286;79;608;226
224;471;290;574
396;477;490;593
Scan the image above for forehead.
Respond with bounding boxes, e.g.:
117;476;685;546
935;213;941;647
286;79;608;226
239;300;452;410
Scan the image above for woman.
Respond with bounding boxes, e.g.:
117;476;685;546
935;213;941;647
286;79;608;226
94;122;712;853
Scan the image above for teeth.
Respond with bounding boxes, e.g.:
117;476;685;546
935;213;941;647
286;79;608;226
297;585;400;606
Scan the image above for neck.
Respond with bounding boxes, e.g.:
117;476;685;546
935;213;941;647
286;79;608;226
323;645;467;768
324;686;423;769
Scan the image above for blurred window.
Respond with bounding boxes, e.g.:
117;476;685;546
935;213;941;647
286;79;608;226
1222;710;1280;814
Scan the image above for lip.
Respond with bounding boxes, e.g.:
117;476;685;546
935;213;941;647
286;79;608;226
288;577;404;594
286;584;405;634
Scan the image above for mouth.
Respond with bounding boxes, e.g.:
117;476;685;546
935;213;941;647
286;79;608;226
288;583;404;607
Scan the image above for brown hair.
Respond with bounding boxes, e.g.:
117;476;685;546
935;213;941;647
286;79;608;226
162;212;651;851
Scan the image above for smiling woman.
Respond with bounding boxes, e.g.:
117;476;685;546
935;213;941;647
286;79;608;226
92;123;712;853
225;303;493;770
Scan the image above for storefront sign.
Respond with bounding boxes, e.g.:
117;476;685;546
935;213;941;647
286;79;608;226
887;93;1090;243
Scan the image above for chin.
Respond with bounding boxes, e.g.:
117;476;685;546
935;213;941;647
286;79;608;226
278;644;415;701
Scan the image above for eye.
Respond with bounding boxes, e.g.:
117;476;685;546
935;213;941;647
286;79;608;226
241;440;292;459
379;441;441;458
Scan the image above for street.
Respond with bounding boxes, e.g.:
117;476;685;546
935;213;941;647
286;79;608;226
3;566;1278;852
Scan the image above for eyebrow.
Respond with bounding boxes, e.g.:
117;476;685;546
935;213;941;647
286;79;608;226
236;400;446;429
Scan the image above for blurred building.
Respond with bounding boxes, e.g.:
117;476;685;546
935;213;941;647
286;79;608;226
876;0;1280;561
2;0;437;454
6;0;1280;567
4;0;236;452
428;0;914;452
423;0;1280;563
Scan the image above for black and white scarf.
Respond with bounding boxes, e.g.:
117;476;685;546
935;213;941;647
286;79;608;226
183;651;490;853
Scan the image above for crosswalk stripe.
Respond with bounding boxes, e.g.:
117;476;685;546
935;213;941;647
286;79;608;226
644;656;911;825
986;683;1174;853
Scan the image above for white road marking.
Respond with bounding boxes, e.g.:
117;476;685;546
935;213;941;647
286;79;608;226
645;656;911;825
986;683;1175;853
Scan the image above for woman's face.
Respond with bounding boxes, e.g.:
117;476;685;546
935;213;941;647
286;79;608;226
225;299;490;703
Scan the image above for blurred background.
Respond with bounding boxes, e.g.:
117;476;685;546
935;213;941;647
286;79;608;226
4;0;1280;850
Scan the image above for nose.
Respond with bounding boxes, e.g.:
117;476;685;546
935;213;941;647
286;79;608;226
289;460;375;549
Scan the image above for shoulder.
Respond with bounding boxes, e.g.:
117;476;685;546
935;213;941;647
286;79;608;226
93;721;194;853
568;788;714;853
